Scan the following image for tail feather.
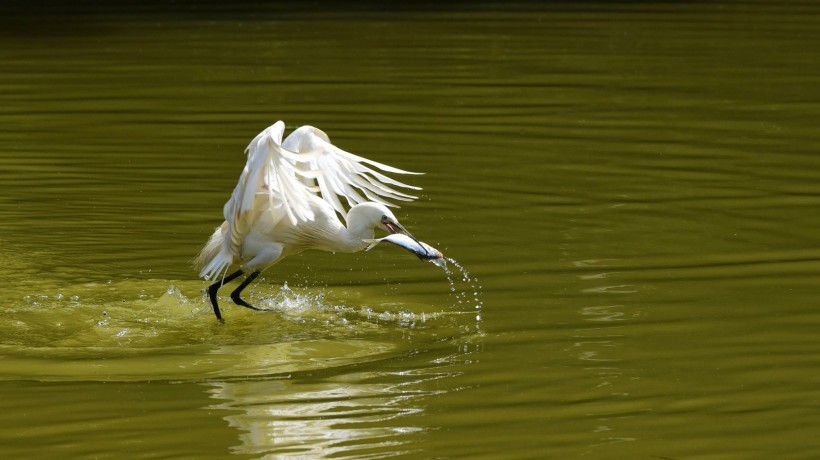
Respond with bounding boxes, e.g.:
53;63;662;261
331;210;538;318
195;224;235;280
200;251;232;281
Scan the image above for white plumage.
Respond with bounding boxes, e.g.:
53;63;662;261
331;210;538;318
196;121;423;320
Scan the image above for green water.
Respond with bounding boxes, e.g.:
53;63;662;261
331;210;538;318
2;2;820;458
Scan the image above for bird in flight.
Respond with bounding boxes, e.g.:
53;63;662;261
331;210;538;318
195;121;425;321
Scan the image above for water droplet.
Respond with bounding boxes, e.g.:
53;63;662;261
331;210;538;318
438;257;484;314
430;258;447;268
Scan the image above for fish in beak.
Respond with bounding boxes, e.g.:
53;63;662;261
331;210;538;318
386;221;418;243
364;233;444;262
383;220;437;260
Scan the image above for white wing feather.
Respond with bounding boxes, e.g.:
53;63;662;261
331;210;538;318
280;125;422;217
201;121;421;280
249;122;422;224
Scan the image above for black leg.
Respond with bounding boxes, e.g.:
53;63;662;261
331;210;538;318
230;271;261;310
207;269;245;320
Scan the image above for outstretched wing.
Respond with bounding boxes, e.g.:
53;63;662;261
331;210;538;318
281;125;422;218
222;120;421;250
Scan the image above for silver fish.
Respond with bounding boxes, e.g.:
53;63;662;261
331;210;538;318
363;233;444;261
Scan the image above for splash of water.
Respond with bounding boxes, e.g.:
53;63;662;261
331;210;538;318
429;258;447;268
250;282;438;330
432;257;483;323
257;282;334;317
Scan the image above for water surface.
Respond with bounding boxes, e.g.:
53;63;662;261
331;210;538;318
1;2;820;458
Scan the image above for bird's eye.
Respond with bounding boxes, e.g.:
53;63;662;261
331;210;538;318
381;215;389;222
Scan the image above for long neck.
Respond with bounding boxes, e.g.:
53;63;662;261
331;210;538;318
332;222;375;253
303;202;377;253
320;203;384;253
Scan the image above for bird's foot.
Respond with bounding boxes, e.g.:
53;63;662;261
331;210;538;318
230;293;268;312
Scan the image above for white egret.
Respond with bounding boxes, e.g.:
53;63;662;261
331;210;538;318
195;120;426;321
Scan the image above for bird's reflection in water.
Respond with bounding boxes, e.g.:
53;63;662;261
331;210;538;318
199;294;483;459
203;346;471;459
207;374;430;458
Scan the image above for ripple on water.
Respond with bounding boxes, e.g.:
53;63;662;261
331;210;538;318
2;270;483;383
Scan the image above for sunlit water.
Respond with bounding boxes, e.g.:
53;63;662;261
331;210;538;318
2;2;820;459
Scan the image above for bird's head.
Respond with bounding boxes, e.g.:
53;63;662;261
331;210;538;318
349;202;420;243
